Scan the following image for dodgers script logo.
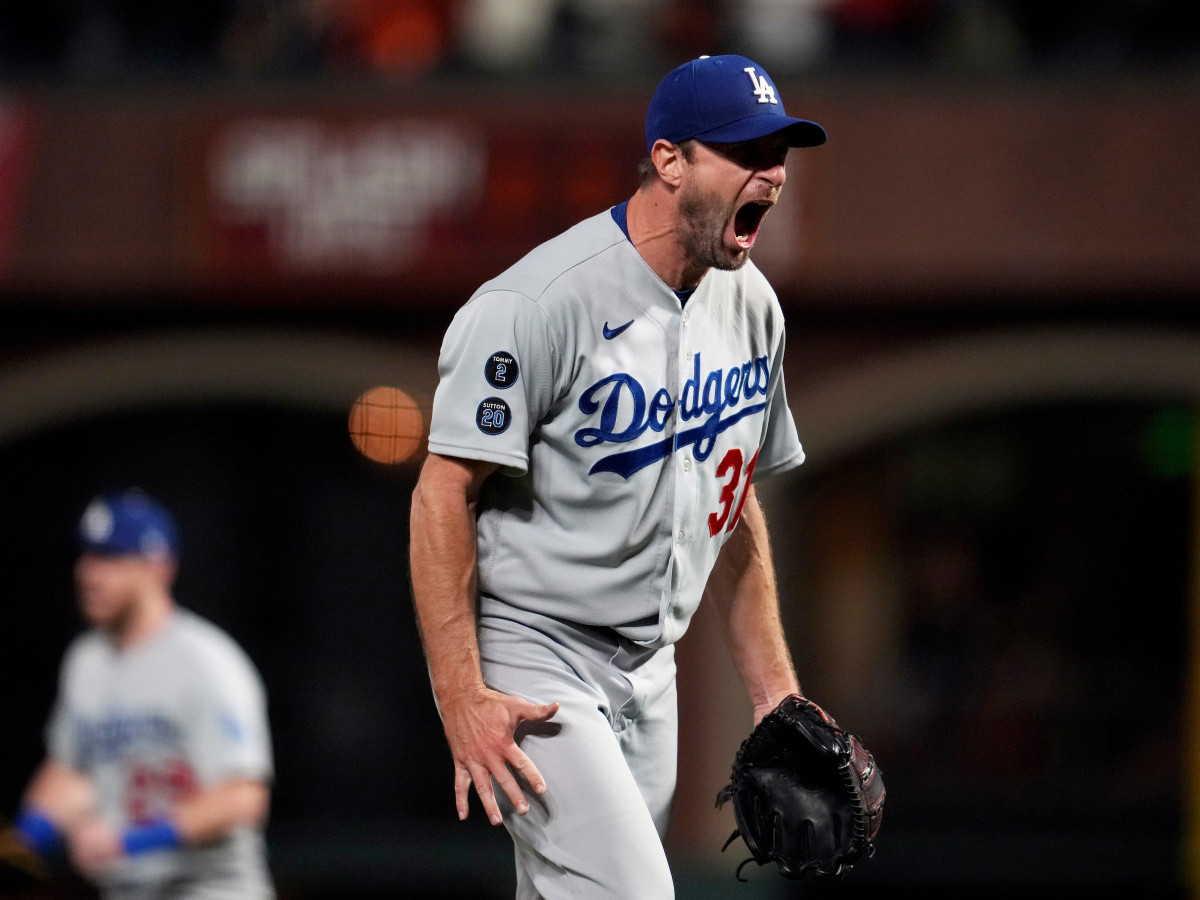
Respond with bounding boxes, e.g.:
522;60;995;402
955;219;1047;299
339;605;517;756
74;712;184;763
575;351;771;478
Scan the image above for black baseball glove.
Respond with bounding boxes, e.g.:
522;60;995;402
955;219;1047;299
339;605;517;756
0;819;50;894
716;694;885;880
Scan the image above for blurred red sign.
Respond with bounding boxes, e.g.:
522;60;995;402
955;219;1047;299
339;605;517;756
208;118;486;274
0;102;37;276
198;103;647;296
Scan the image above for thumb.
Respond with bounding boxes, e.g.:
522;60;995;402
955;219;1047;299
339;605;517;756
526;701;559;722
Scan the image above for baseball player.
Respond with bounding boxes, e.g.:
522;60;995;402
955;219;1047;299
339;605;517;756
409;54;825;898
15;489;275;899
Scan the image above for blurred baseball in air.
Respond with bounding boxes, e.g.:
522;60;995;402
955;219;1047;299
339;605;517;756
348;385;425;464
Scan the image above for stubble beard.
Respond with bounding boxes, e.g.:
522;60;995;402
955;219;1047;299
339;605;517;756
78;586;138;633
678;181;748;273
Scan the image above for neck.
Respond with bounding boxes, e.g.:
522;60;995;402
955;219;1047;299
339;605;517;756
626;186;708;291
112;591;174;650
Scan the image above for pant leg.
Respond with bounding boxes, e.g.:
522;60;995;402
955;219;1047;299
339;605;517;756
612;643;678;840
104;874;274;900
480;616;676;900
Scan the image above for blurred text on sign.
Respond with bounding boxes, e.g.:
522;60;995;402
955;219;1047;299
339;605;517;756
210;119;485;274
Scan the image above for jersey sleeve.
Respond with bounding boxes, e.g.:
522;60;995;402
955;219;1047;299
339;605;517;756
752;329;805;481
44;642;85;768
189;647;273;786
44;699;75;767
427;290;561;476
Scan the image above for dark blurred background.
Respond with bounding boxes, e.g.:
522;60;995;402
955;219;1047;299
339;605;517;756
0;1;1197;898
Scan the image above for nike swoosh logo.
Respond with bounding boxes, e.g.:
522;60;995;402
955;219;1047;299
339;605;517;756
603;319;634;340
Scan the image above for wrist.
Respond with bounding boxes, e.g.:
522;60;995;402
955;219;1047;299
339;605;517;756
752;685;799;709
436;680;489;709
16;807;61;856
121;820;182;855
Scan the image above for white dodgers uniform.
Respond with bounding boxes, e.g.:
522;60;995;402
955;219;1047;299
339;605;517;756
428;204;805;899
47;609;274;900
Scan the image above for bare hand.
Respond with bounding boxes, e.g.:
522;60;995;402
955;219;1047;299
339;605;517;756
66;816;122;878
442;687;559;826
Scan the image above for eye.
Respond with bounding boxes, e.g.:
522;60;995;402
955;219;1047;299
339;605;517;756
709;138;788;171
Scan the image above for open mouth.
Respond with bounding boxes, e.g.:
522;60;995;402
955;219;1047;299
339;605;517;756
734;200;772;249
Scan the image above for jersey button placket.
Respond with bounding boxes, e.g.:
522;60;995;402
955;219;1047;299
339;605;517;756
670;302;694;629
676;311;693;551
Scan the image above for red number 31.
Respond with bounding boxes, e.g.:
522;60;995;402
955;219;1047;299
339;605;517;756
707;447;759;536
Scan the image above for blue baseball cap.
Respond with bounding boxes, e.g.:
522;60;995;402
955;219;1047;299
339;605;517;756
78;490;178;559
645;55;826;152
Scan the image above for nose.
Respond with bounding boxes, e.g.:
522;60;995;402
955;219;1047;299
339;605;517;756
759;161;786;190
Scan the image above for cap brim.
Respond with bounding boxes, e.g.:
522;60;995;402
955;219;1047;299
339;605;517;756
693;115;827;148
79;543;137;557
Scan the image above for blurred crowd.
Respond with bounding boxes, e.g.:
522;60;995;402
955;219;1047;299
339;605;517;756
0;0;1197;83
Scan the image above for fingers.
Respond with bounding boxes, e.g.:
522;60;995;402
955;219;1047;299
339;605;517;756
490;761;529;819
504;698;555;799
65;817;122;877
458;751;537;826
447;691;559;826
454;764;472;821
455;760;504;825
507;746;548;797
468;764;507;826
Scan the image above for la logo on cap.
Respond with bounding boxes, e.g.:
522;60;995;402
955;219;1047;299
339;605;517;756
744;67;777;105
81;499;115;543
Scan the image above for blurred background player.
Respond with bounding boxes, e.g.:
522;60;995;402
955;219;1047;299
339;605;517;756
14;489;275;899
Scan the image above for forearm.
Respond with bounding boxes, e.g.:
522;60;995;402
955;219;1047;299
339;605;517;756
409;454;494;710
409;454;558;822
22;760;95;828
15;761;91;856
170;779;269;845
705;487;799;717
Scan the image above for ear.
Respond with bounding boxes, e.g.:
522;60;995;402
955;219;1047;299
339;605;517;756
650;139;687;188
148;555;178;586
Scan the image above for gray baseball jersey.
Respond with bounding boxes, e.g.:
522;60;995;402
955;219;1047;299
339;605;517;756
46;608;273;898
428;205;805;648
